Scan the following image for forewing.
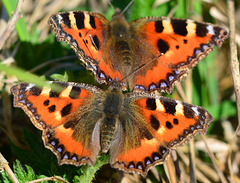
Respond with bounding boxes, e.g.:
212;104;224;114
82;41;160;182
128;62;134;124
48;11;122;84
11;82;103;166
130;17;228;93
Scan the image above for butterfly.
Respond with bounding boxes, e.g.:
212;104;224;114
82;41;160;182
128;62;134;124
48;8;228;93
11;81;213;176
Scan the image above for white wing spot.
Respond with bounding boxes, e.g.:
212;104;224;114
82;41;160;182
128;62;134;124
26;84;35;91
57;14;63;22
92;65;97;71
207;25;215;35
191;106;199;116
100;73;106;79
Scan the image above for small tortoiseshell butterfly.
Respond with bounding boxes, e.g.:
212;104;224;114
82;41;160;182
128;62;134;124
48;8;228;93
11;81;213;175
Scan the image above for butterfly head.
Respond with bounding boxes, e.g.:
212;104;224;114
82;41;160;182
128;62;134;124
112;8;121;17
110;10;129;38
107;80;122;91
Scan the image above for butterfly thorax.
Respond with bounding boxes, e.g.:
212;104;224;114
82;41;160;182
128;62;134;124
109;12;135;85
101;87;124;152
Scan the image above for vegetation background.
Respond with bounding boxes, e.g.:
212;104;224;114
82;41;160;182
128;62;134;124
0;0;239;182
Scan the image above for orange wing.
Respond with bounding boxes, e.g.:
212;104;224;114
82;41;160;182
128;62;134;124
49;11;228;93
111;93;213;176
48;11;123;87
130;17;228;93
11;82;103;166
11;81;214;175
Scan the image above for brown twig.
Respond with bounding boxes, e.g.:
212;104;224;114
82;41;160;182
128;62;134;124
0;0;23;50
227;0;240;128
227;126;240;183
184;70;197;183
177;150;212;182
195;158;219;182
227;1;240;181
171;150;184;182
201;135;228;183
177;68;197;183
26;176;69;183
0;153;19;183
166;156;177;183
175;82;187;102
189;140;196;183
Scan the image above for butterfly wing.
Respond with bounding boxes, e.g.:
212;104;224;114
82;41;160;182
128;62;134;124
110;93;213;176
110;115;170;176
49;12;228;93
130;17;229;93
11;82;103;166
49;11;123;85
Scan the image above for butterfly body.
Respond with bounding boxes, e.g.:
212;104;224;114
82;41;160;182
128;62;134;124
11;81;213;175
49;10;228;93
109;10;135;83
99;86;123;153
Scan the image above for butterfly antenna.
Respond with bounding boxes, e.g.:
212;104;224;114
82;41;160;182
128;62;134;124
122;53;164;81
89;35;113;80
120;0;134;16
108;1;115;12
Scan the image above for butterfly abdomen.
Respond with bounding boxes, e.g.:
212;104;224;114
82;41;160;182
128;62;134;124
101;88;123;152
110;15;134;70
101;117;117;153
115;41;131;63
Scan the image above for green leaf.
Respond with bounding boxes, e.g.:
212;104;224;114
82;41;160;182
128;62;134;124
0;63;71;94
0;170;12;183
175;0;188;18
50;71;69;82
74;154;109;183
2;160;48;182
207;100;237;121
192;0;202;16
0;63;47;88
10;129;106;181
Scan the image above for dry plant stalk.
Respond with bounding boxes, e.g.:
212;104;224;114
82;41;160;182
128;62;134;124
227;0;240;182
0;0;23;50
227;0;240;127
26;176;69;183
201;135;228;183
0;153;19;183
